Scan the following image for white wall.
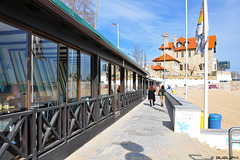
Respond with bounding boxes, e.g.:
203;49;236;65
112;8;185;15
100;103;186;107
151;78;218;88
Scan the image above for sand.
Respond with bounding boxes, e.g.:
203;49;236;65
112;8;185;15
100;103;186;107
176;89;240;129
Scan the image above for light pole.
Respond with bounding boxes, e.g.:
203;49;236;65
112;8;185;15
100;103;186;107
161;34;166;87
112;23;119;48
185;0;188;100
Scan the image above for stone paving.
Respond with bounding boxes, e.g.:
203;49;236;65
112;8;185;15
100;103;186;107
66;96;204;160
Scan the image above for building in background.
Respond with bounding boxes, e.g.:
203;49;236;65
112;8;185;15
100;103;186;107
151;32;217;77
152;54;181;76
217;61;230;71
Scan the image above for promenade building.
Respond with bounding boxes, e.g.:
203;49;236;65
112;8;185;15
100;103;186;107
0;1;159;159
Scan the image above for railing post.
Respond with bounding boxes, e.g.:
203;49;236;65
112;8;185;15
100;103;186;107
29;107;37;160
229;128;233;160
96;98;100;123
83;101;86;130
63;104;67;143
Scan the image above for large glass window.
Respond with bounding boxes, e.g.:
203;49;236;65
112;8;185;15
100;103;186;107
68;48;78;102
81;52;91;99
0;22;28;112
125;70;128;93
116;65;121;93
31;35;58;106
127;70;131;91
58;44;67;104
130;71;133;91
110;64;115;95
126;70;133;92
100;59;109;96
136;74;139;90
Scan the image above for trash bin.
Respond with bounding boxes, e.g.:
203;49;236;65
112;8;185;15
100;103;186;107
208;113;222;129
201;111;209;129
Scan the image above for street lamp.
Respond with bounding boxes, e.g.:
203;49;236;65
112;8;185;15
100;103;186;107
112;23;119;49
161;34;166;87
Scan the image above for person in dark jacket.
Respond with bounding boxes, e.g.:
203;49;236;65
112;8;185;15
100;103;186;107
159;85;166;106
148;85;156;106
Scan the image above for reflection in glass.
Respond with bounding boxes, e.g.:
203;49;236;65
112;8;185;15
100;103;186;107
59;44;67;104
100;59;109;96
0;22;28;112
136;74;138;90
130;71;133;91
110;65;115;95
127;70;131;91
127;70;133;91
81;52;91;99
116;66;121;93
68;48;78;102
125;70;127;93
31;35;58;106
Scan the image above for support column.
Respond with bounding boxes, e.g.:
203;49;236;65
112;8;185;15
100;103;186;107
144;77;146;98
120;66;125;94
92;54;99;98
133;72;136;91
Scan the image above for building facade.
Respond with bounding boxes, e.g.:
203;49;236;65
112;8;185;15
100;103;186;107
152;32;217;77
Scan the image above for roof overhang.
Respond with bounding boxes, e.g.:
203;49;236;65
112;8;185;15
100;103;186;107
32;0;147;74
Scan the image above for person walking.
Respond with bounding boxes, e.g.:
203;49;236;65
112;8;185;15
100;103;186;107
159;85;166;106
148;85;156;107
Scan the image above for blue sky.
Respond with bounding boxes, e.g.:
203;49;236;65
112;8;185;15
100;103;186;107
97;0;240;72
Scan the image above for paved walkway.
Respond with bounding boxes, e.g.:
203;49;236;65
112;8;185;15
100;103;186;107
66;97;204;160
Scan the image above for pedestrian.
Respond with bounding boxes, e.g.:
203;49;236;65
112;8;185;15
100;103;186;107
148;85;156;106
159;85;166;106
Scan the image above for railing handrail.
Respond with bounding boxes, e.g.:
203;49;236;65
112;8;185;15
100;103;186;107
0;91;143;159
228;127;240;159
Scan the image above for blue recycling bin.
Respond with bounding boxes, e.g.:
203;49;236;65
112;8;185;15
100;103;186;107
208;113;222;129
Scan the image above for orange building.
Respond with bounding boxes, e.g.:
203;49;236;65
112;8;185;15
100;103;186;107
151;32;217;77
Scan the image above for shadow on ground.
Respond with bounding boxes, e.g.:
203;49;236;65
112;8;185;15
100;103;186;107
120;141;152;160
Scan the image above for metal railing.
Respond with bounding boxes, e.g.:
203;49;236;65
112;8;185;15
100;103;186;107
0;91;143;159
228;127;240;159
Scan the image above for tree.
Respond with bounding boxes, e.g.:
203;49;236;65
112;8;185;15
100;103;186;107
132;43;143;65
61;0;95;27
188;66;196;76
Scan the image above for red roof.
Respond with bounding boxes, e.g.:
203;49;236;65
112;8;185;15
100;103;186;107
152;54;181;63
151;65;164;70
159;35;216;51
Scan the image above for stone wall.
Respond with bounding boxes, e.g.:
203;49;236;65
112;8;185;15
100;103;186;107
161;48;217;77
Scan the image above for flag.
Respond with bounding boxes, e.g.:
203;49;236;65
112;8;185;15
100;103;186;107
195;0;209;54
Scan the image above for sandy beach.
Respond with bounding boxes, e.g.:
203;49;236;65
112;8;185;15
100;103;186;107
177;89;240;129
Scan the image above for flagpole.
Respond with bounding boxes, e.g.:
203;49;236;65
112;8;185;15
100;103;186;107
203;0;209;129
185;0;188;100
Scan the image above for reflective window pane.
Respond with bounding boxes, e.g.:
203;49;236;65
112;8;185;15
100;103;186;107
100;59;109;96
68;48;78;102
127;70;131;91
136;74;138;90
0;22;28;112
130;71;133;91
116;65;121;93
110;65;115;95
125;70;128;93
81;52;91;99
31;35;58;106
59;44;67;104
